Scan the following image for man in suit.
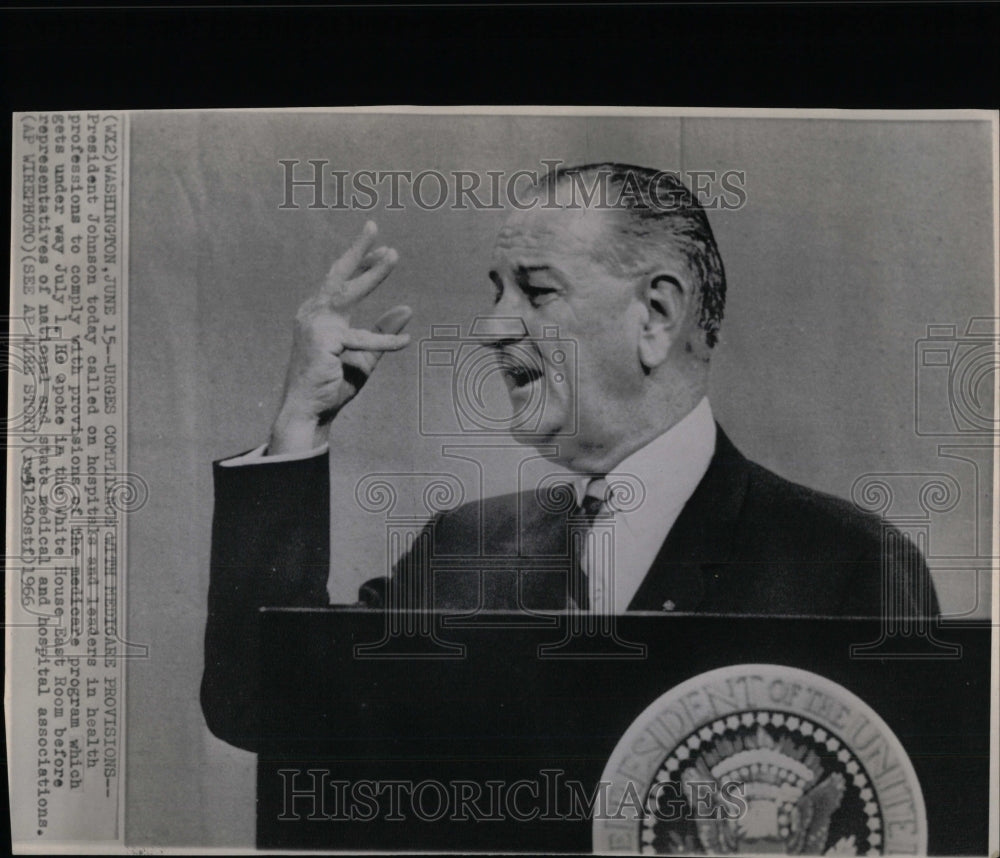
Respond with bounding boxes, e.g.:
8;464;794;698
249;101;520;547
203;164;938;748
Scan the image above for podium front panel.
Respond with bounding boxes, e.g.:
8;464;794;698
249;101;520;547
254;611;991;853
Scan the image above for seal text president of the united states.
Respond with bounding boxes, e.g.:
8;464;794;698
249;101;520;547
202;165;938;748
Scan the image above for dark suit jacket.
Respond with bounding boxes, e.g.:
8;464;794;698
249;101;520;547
202;426;939;749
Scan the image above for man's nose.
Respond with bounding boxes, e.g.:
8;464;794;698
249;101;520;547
470;314;530;349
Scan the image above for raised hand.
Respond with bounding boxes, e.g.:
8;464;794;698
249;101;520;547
269;220;413;454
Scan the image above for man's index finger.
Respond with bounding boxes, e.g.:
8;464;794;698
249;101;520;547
323;220;379;300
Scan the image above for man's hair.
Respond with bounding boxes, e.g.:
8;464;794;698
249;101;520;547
536;163;726;349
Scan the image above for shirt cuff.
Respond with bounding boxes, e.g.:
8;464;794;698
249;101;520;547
219;442;330;467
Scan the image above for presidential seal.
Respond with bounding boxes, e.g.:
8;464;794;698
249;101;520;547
593;665;926;855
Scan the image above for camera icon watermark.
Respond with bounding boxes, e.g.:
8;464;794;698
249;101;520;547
418;317;578;437
914;317;998;436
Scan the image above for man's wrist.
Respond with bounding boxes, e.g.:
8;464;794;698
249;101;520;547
268;408;328;455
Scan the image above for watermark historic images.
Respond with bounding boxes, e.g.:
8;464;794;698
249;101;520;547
278;161;749;212
276;770;747;825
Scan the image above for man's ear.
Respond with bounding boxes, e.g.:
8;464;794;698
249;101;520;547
638;271;693;371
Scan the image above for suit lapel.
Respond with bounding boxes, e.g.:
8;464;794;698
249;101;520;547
627;425;751;612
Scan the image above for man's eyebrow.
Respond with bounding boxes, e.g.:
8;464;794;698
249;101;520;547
487;265;553;281
488;265;563;287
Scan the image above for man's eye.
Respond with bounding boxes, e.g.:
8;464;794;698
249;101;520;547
523;286;557;307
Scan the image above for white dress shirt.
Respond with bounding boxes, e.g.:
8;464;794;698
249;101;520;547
221;398;717;614
573;398;716;613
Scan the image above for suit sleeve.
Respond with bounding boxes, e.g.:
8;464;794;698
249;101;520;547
201;452;332;751
839;523;942;620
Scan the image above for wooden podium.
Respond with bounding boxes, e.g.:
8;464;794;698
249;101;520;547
253;611;990;854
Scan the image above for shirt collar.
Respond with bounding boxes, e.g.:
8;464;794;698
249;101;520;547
571;397;716;511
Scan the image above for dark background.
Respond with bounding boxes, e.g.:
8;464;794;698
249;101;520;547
2;1;998;853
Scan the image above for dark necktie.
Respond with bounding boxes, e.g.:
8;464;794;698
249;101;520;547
571;476;609;611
